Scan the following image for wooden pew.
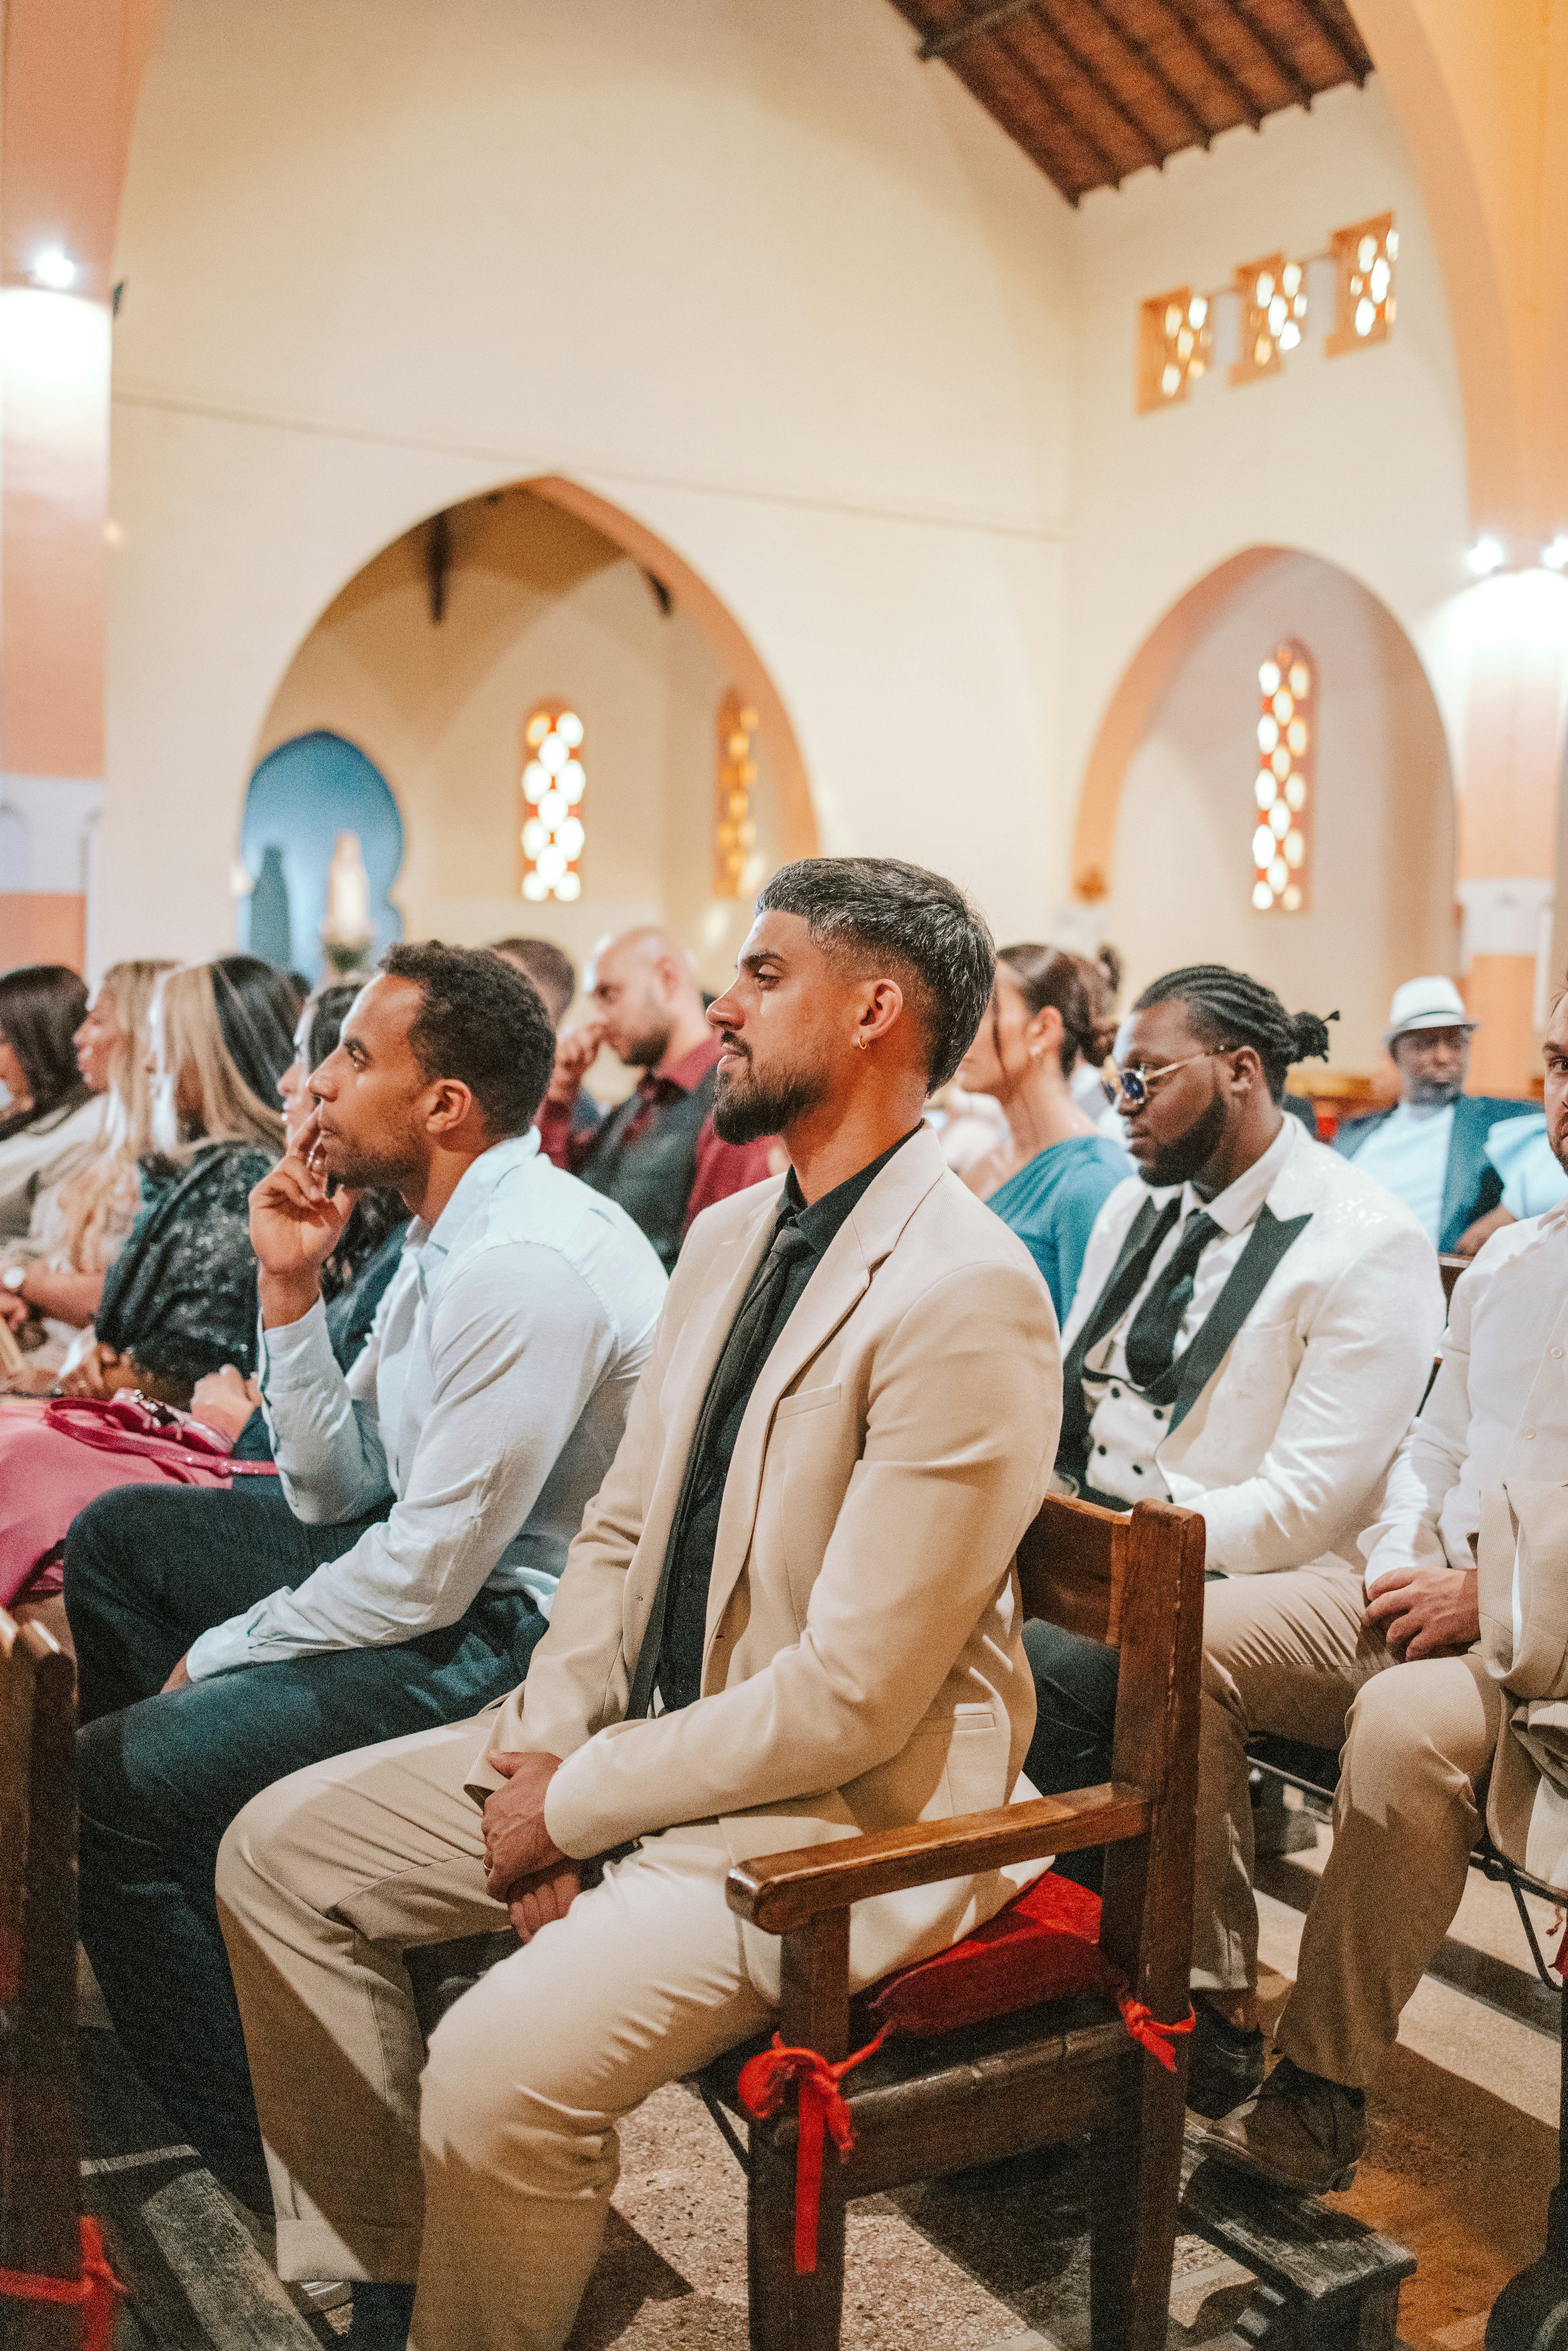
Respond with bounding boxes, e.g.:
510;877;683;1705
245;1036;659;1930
704;1490;1207;2351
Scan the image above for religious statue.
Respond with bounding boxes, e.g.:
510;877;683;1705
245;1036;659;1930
321;829;375;974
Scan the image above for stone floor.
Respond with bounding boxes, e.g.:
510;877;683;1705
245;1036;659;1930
548;1796;1562;2351
84;1792;1563;2350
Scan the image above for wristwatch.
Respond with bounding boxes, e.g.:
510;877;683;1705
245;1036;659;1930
1;1265;26;1294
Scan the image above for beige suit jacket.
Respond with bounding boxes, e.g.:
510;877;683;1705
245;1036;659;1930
470;1123;1062;1986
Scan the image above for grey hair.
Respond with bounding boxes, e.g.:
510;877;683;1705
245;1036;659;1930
754;856;996;1088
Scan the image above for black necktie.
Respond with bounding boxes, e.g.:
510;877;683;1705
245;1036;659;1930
1123;1208;1220;1392
626;1214;818;1721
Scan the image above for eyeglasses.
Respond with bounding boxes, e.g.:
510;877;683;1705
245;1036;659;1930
1108;1050;1229;1109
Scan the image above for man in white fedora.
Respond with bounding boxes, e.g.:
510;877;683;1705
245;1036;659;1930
1333;976;1535;1255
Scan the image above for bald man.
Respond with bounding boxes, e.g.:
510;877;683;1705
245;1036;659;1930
536;926;773;1269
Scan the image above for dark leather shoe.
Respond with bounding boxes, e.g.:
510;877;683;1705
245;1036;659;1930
1198;2057;1367;2193
1185;1999;1267;2119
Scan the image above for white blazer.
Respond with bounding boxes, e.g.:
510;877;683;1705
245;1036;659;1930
1062;1122;1444;1575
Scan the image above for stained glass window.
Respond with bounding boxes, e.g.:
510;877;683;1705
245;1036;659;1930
714;691;758;897
1136;285;1212;412
1327;213;1397;356
1229;252;1306;385
520;703;585;903
1251;644;1313;915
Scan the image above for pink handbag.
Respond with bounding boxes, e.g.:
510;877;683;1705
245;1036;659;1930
0;1394;277;1608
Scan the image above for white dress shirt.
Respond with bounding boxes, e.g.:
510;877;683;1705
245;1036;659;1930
1347;1100;1454;1244
186;1131;667;1678
1362;1199;1568;1589
1079;1120;1297;1506
1062;1116;1443;1573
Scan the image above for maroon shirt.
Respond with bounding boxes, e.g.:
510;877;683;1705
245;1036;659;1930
536;1033;774;1239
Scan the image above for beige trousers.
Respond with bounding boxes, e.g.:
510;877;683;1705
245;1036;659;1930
215;1719;774;2351
1198;1562;1503;2086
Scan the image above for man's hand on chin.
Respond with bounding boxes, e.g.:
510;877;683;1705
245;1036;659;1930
482;1750;570;1899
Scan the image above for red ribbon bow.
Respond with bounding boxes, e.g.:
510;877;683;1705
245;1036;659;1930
1115;1992;1196;2071
0;2219;124;2351
737;2026;889;2273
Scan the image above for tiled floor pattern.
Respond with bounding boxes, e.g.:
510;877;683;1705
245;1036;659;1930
554;1801;1563;2351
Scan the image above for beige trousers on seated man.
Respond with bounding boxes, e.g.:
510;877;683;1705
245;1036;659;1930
217;1718;777;2351
1199;1560;1502;2086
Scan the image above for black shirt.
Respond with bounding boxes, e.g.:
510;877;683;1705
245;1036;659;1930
650;1128;920;1713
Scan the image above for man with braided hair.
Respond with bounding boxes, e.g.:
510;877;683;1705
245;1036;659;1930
1024;963;1443;2138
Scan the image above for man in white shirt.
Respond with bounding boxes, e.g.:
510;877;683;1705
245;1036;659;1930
1203;987;1568;2191
1334;975;1536;1255
1023;963;1443;2124
66;942;665;2212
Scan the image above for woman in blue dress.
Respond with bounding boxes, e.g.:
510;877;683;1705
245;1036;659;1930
956;942;1132;1326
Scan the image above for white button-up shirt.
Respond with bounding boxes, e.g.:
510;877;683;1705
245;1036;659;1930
1362;1198;1568;1589
186;1131;667;1677
1079;1120;1296;1506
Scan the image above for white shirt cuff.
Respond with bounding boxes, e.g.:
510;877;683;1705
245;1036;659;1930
259;1294;334;1392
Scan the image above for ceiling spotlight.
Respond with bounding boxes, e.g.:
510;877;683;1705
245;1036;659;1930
1467;535;1505;577
1543;536;1568;572
30;247;77;290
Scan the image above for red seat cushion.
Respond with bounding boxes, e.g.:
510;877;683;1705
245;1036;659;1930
868;1872;1116;2037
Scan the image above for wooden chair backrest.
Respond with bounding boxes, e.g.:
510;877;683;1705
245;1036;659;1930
1015;1492;1207;2014
0;1608;80;2320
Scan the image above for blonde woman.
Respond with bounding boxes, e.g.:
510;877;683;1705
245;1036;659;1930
61;956;294;1405
0;961;173;1375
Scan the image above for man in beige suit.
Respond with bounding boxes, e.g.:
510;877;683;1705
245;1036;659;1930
216;858;1062;2351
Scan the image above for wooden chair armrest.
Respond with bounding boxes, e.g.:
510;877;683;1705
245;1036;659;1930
725;1781;1151;1934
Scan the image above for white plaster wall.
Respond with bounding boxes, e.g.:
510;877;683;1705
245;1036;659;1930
252;488;782;989
1102;553;1458;1071
98;0;1479;1069
98;0;1076;969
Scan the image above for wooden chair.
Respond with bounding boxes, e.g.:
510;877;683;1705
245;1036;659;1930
0;1607;84;2350
702;1490;1207;2351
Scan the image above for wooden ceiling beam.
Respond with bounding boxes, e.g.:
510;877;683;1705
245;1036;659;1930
1073;0;1214;147
989;16;1127;184
917;0;1038;61
940;27;1110;197
1229;0;1316;108
1021;2;1168;169
1286;0;1370;85
1141;0;1264;128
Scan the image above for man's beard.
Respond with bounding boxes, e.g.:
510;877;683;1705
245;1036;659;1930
1138;1089;1230;1190
1405;1072;1463;1106
712;1047;829;1144
619;1018;675;1070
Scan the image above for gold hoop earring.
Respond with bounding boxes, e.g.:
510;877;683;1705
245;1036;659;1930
855;1034;869;1051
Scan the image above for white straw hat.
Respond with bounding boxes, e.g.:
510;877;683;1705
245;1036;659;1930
1383;975;1476;1045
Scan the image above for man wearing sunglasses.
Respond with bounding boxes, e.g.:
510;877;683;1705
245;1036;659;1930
1025;962;1444;2131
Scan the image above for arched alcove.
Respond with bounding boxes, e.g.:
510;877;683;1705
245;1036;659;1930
247;480;818;996
240;731;405;977
1068;548;1459;1070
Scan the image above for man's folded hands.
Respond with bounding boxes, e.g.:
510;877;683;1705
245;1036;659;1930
482;1750;580;1942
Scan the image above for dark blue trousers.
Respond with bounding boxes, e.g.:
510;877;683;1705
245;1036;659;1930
1023;1616;1120;1893
65;1481;548;2211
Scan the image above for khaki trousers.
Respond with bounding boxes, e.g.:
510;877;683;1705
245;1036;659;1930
215;1719;774;2351
1198;1562;1502;2086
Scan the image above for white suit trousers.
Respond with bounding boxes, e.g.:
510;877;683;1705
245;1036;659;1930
215;1719;775;2351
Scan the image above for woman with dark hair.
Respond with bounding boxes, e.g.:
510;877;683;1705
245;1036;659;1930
955;943;1132;1324
56;957;293;1404
0;965;98;1242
